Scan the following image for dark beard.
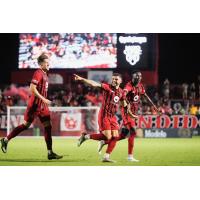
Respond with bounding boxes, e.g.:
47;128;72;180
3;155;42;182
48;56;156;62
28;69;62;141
132;79;139;86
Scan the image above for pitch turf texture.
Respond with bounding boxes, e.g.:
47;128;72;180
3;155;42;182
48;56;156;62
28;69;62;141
0;136;200;166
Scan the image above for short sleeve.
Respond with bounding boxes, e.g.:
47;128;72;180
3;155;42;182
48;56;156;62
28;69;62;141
124;82;132;93
101;83;111;91
31;70;42;85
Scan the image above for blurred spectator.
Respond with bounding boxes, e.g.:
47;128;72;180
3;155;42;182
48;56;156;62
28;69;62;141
197;75;200;99
163;102;173;115
19;33;117;69
162;78;170;98
196;106;200;117
152;91;159;104
150;106;158;115
189;82;196;100
5;96;14;106
179;106;186;115
1;80;200;116
0;94;6;114
143;105;152;115
182;83;188;99
157;101;165;114
189;104;198;115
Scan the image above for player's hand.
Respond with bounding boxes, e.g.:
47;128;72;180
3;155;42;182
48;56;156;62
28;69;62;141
157;111;163;116
43;98;52;105
130;113;139;119
153;106;162;116
127;108;138;119
156;108;163;116
74;74;83;81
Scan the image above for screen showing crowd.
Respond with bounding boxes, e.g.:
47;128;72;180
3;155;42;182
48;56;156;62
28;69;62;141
19;33;117;69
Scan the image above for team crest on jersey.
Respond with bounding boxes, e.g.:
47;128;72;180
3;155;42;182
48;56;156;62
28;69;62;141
114;96;120;103
123;45;142;66
133;95;139;102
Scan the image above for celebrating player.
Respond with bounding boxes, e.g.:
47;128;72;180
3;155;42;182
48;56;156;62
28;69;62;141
0;53;63;160
74;73;137;162
98;71;160;162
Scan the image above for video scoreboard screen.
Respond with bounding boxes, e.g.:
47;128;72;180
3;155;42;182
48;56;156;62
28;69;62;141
18;33;157;70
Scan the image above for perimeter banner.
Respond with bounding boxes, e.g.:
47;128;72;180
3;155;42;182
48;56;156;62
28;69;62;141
0;114;199;137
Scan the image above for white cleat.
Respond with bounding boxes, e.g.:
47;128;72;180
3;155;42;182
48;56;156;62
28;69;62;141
102;157;116;163
98;140;105;154
127;157;139;162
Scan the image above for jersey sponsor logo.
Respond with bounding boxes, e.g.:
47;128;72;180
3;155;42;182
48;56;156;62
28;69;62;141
113;96;120;103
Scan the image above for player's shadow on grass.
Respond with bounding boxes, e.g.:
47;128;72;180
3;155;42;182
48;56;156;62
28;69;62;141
0;154;82;163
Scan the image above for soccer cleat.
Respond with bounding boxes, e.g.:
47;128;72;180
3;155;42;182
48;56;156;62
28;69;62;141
77;132;87;147
98;140;105;154
48;152;63;160
102;157;116;163
1;138;8;153
127;156;139;162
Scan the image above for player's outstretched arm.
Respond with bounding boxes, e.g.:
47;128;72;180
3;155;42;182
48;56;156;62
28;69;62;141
143;93;160;114
74;74;101;88
30;83;52;105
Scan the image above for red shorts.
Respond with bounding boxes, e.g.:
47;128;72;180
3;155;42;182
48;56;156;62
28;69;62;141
24;105;50;123
98;111;119;131
121;107;136;128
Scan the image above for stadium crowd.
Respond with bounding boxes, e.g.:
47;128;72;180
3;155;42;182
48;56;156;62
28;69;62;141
0;78;200;116
19;33;117;69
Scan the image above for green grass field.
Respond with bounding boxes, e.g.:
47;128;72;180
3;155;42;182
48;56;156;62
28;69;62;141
0;136;200;166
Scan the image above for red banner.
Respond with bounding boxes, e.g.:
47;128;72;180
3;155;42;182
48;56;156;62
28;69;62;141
0;114;199;137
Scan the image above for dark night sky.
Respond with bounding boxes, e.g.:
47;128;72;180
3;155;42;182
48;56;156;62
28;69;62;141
158;33;200;84
0;33;199;85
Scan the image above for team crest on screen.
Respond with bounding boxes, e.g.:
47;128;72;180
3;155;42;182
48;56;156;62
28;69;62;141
123;45;142;66
114;96;120;103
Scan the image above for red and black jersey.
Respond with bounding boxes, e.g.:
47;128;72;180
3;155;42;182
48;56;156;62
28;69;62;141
28;69;48;111
100;83;123;117
123;82;145;114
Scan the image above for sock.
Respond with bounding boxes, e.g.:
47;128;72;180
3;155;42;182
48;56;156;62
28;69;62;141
48;150;53;154
106;137;118;154
116;134;125;141
104;153;110;159
7;124;27;140
128;133;135;155
44;125;52;150
128;154;133;158
90;133;107;141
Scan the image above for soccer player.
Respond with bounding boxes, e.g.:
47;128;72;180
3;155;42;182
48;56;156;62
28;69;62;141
0;53;63;160
98;71;160;162
74;73;137;162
